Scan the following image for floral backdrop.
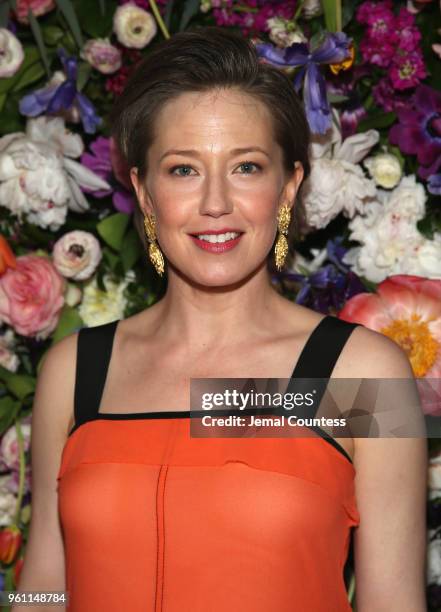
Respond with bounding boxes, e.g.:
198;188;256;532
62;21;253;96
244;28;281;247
0;0;440;609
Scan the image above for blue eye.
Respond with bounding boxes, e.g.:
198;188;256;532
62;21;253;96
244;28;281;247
169;165;194;177
237;162;261;174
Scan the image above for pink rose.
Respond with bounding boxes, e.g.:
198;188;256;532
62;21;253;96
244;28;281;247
0;255;65;340
80;38;122;75
0;423;31;471
14;0;55;24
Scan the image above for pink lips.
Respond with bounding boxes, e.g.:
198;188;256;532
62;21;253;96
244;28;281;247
189;230;243;253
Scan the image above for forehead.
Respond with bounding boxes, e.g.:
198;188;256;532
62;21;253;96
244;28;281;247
151;88;275;151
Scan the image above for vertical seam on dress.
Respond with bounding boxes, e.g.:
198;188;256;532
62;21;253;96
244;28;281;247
155;464;168;612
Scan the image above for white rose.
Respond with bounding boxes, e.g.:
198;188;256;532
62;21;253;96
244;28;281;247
113;4;157;49
0;28;24;78
52;230;102;280
78;270;135;327
364;152;402;189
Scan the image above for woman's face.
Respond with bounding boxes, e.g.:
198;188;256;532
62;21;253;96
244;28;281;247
130;88;304;286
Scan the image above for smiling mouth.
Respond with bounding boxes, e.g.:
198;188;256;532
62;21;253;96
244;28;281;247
189;231;244;244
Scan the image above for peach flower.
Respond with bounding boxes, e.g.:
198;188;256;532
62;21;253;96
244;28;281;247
339;274;441;414
0;254;65;339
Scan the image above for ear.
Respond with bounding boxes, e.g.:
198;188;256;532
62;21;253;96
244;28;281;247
283;162;305;210
129;167;154;216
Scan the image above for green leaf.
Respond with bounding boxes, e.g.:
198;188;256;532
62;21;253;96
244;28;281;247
0;93;6;114
0;366;36;401
74;0;117;38
55;0;84;48
42;25;65;46
11;60;46;93
0;46;40;94
164;0;174;29
0;0;10;28
27;8;51;78
76;61;91;92
327;92;349;104
50;305;84;345
0;396;21;436
121;228;142;272
97;213;130;250
321;0;342;32
179;0;200;31
357;111;397;132
102;247;120;272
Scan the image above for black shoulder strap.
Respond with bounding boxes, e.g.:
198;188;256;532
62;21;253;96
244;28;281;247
284;315;361;418
73;319;119;431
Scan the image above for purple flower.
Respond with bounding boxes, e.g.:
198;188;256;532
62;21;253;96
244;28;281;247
255;32;352;134
19;48;102;134
389;84;441;180
80;136;135;214
389;49;427;90
274;239;366;314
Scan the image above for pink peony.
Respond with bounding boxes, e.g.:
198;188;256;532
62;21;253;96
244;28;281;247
338;274;441;414
0;254;65;340
14;0;55;24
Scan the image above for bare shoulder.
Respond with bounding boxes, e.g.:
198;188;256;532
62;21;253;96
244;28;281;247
35;330;79;440
335;321;414;378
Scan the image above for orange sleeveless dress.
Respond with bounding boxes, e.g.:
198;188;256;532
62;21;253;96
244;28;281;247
56;315;361;611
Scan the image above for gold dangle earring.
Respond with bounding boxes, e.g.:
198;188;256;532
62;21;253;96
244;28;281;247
143;213;165;276
274;203;291;271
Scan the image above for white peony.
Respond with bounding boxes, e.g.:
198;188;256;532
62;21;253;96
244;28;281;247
52;230;102;281
363;151;402;189
428;534;441;585
342;174;441;282
113;4;157;49
429;452;441;500
0;28;24;78
302;0;322;19
78;270;135;327
0;328;19;372
0;475;17;526
300;109;378;230
0;116;110;231
267;17;307;48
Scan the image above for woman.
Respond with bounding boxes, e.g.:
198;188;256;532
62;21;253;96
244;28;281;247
15;26;427;612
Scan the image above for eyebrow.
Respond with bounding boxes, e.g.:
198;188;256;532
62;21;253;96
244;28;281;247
159;146;270;162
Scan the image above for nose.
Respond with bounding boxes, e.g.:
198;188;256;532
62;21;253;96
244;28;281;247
198;171;234;217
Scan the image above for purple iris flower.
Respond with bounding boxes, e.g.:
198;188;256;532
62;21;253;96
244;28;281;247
19;48;101;134
255;32;352;134
272;238;366;314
